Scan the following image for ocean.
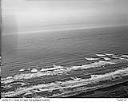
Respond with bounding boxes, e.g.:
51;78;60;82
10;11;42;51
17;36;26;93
1;25;128;78
1;25;128;98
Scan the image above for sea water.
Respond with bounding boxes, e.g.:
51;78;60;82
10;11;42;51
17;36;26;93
2;25;128;78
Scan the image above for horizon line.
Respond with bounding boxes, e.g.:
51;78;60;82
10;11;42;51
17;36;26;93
2;24;128;35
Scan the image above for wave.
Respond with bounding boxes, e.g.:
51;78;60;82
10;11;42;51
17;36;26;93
121;55;128;58
2;67;128;98
102;57;111;61
19;69;25;72
1;61;115;84
84;57;99;61
31;68;38;73
105;53;114;56
1;53;128;98
96;54;106;57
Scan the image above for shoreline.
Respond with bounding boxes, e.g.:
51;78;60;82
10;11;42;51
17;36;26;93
1;53;128;98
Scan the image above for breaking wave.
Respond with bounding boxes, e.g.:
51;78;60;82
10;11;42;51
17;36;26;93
2;67;128;98
1;61;115;84
1;53;128;98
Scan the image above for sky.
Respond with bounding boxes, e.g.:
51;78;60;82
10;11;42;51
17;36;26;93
2;0;128;34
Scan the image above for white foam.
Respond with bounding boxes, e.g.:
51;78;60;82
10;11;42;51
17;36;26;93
2;79;14;84
2;67;128;98
31;69;38;73
90;75;100;79
119;58;125;60
96;54;106;57
103;57;111;61
71;77;82;81
91;68;128;80
112;56;120;59
23;91;33;96
121;55;128;58
40;68;48;72
80;61;115;70
85;57;99;61
2;61;116;84
19;69;25;72
53;65;63;69
6;76;13;79
40;65;64;72
105;53;114;56
3;84;12;88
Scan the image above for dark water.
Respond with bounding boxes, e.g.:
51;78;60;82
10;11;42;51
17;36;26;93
2;25;128;77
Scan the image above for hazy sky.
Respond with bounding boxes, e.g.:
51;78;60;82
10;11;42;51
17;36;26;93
2;0;128;34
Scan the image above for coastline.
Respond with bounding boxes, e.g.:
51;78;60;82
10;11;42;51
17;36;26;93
1;54;128;98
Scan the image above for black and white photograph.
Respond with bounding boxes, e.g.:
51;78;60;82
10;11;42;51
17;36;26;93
1;0;128;99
